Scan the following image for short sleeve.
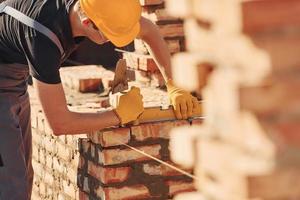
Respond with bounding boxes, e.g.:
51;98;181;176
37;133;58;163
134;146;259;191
23;33;62;84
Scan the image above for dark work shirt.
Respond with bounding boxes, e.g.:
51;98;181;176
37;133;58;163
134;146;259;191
0;0;82;84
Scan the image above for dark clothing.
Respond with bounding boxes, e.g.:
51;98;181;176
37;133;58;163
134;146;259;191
0;0;83;199
0;0;80;84
0;63;33;200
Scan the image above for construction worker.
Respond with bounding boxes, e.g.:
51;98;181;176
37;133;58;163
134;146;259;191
0;0;199;199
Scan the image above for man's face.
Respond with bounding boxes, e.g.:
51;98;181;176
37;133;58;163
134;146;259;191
91;29;109;45
86;21;109;45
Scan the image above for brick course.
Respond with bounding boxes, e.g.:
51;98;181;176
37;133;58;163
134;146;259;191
30;67;200;199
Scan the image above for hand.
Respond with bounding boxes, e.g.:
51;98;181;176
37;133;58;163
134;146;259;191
166;80;199;119
114;86;144;124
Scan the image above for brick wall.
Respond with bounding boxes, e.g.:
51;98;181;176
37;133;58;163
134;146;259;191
165;0;300;200
30;81;105;200
30;65;200;199
77;119;198;199
121;0;186;88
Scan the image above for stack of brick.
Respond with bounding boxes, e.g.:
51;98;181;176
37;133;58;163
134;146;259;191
60;65;114;93
165;0;300;200
138;0;185;55
30;82;107;200
30;65;200;199
122;0;185;87
78;119;199;199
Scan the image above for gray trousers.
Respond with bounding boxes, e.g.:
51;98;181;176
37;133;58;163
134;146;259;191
0;63;33;200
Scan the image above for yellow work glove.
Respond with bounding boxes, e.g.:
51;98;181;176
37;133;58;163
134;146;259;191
114;86;144;125
166;80;199;119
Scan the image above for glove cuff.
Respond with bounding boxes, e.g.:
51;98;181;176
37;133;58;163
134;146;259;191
166;79;175;90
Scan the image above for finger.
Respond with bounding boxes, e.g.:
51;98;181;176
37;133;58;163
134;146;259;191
139;94;144;100
129;86;140;94
187;99;193;117
180;101;188;119
174;102;182;119
192;97;200;112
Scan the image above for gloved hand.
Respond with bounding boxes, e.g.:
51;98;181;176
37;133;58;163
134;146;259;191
166;80;199;119
114;86;144;125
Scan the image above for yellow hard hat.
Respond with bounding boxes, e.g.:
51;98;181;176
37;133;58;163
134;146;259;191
79;0;142;47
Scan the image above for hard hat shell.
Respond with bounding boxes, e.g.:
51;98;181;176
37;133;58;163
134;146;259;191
79;0;142;47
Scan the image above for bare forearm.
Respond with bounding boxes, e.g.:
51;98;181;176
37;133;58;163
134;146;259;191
139;17;172;81
33;79;120;135
54;109;120;135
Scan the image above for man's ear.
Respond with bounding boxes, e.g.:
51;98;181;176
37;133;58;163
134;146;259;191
81;17;90;27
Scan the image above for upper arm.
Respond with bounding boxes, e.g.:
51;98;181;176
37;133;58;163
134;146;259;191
137;17;159;41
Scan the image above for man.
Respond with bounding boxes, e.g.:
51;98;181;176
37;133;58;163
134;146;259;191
0;0;199;199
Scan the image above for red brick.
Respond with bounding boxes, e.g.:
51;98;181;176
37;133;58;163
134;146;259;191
89;128;131;147
95;184;151;200
272;120;300;148
143;8;180;24
191;118;203;126
131;120;190;142
242;0;300;33
79;191;89;200
100;98;110;108
143;162;192;176
60;65;108;92
249;30;300;71
158;24;185;38
138;57;158;72
248;168;300;199
99;144;162;165
126;68;136;81
88;161;131;184
79;78;102;93
166;180;196;196
240;79;300;115
166;39;181;54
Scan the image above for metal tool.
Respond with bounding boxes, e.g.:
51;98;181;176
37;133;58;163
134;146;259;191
111;59;129;94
